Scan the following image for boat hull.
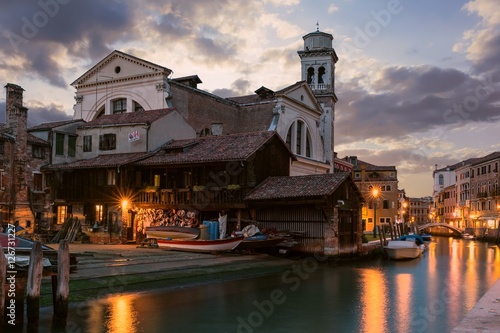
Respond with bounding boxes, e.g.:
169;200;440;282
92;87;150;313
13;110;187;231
384;240;422;260
145;226;200;240
237;236;285;250
156;236;244;253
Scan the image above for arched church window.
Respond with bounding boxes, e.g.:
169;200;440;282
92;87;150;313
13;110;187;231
318;67;326;84
307;67;315;84
286;120;312;158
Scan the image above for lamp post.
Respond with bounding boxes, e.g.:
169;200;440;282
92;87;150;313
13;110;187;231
373;188;379;238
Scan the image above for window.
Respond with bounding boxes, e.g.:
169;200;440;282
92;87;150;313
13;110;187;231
33;173;43;191
383;200;389;209
0;141;4;154
438;174;444;185
113;98;127;114
56;133;64;156
354;172;360;179
285;120;312;158
32;145;45;159
83;135;92;152
99;133;116;150
68;136;76;157
57;206;67;225
107;169;116;186
95;205;104;222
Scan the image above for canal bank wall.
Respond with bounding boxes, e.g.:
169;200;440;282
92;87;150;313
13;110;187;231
452;277;500;333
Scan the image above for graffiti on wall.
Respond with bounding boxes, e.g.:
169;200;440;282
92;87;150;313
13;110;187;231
135;208;199;233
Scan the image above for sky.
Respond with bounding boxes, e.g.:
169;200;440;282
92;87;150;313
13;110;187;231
1;0;500;198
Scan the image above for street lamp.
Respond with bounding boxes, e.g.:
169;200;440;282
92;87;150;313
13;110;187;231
372;188;379;238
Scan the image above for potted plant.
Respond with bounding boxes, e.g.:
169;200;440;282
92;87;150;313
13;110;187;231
227;184;241;190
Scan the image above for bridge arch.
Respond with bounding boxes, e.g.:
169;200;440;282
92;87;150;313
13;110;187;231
417;223;464;234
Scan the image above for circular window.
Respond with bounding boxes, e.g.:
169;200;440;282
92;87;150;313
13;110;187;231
114;66;121;74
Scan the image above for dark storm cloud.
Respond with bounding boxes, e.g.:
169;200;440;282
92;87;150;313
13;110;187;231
336;65;500;145
0;101;71;127
0;0;134;87
26;103;72;127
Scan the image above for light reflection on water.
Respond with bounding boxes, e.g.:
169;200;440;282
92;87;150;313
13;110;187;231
36;237;500;333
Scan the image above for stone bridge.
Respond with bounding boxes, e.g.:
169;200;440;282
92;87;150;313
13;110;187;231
417;223;464;234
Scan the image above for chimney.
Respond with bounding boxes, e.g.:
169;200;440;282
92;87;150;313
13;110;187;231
5;83;28;137
211;123;223;136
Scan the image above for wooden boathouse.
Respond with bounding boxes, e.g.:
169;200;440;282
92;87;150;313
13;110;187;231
245;172;364;255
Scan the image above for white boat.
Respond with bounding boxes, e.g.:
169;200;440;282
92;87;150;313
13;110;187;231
462;233;476;240
145;226;200;239
384;240;422;260
156;236;244;253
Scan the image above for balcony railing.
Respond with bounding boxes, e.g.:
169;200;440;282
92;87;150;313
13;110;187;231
135;186;249;208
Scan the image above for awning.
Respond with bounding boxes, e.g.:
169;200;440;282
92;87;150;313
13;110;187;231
478;216;497;220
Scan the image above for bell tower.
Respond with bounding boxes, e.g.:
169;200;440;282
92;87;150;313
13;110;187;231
297;24;338;167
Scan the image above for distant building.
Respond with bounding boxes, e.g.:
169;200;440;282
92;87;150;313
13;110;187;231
344;156;399;232
408;196;433;226
433;152;500;235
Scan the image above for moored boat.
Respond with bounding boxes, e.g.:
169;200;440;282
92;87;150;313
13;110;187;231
384;240;422;260
145;226;200;239
462;233;476;240
156;236;244;253
236;234;285;250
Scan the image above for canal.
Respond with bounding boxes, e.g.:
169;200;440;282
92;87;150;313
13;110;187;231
38;236;500;333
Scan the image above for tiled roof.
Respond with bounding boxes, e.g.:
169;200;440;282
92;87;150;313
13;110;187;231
0;124;49;145
28;119;83;131
43;152;151;170
28;134;50;146
471;151;500;166
353;159;396;171
136;131;281;166
245;172;351;200
79;109;174;128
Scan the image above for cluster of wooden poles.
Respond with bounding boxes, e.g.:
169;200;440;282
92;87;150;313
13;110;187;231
0;239;70;331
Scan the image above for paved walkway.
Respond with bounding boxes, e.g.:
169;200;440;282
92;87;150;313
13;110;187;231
48;242;294;282
452;278;500;333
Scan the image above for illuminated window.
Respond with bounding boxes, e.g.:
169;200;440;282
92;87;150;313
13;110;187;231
95;205;103;222
57;206;67;224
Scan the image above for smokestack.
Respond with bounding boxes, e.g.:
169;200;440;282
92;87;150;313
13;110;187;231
5;83;28;137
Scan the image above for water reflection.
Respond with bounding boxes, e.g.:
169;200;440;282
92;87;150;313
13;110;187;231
106;296;140;333
35;237;500;333
359;268;388;333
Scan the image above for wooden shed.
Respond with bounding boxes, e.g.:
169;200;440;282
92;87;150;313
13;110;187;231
245;172;364;256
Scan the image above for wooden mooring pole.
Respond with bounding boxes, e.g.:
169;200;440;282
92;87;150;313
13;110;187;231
26;241;43;330
53;239;70;327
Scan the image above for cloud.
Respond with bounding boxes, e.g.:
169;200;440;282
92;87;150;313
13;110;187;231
0;100;72;127
0;0;135;87
328;4;340;14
